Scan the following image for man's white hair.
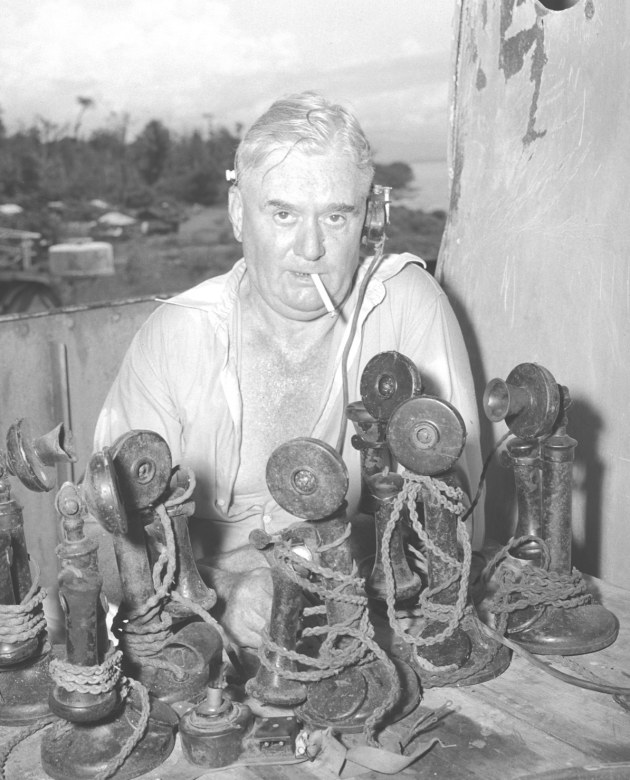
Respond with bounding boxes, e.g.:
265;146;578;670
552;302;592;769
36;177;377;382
234;91;375;191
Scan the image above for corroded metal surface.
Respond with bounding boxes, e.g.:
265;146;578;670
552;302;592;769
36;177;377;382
110;430;172;510
484;363;560;440
360;350;421;422
266;438;348;521
440;0;630;587
364;472;422;603
6;419;76;493
246;527;307;707
387;396;466;476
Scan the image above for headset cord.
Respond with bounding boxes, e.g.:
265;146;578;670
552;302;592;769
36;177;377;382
335;237;386;455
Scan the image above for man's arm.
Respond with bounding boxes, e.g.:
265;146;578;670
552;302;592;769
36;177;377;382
94;307;184;458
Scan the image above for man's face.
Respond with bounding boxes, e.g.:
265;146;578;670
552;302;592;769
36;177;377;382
229;147;370;321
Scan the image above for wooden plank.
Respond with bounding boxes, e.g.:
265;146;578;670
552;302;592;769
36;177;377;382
1;575;629;780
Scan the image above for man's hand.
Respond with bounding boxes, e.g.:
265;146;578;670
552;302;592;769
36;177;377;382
221;567;273;649
197;560;273;650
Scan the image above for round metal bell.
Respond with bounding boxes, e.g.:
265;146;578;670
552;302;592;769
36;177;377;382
266;438;348;521
360;351;422;422
387;396;466;476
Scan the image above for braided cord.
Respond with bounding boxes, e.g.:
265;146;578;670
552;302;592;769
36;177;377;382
382;472;471;651
49;648;122;694
112;501;183;674
0;677;151;780
481;536;593;616
0;716;58;780
0;560;47;644
255;528;400;745
93;679;151;780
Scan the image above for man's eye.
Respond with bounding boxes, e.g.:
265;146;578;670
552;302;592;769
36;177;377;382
274;211;296;224
326;213;346;226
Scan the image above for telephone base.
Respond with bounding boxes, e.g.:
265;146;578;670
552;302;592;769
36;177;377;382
507;603;619;655
0;639;53;725
296;656;420;733
122;619;222;705
40;687;177;780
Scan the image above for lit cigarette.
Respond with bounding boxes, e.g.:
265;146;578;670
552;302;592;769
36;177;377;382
311;273;337;317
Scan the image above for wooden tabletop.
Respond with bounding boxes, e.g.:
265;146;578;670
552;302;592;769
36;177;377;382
3;574;630;780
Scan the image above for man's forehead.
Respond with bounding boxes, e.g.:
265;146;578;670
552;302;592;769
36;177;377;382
244;146;371;199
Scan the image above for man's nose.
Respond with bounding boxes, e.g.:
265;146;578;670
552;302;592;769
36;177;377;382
295;219;325;262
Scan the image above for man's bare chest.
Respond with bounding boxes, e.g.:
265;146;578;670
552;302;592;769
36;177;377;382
239;335;331;433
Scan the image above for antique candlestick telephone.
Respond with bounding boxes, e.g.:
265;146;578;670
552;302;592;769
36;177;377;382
349;352;509;685
261;437;420;736
385;393;474;679
353;351;425;604
0;417;75;724
244;523;318;708
41;450;178;780
482;362;618;654
95;429;222;706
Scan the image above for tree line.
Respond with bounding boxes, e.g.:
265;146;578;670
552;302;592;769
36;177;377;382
0;107;413;215
0;111;241;212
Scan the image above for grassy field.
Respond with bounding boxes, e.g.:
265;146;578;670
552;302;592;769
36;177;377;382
57;204;445;308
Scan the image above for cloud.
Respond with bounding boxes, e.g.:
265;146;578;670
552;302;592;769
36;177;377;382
0;0;453;160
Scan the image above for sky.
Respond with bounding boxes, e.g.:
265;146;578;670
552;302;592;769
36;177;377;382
0;1;456;163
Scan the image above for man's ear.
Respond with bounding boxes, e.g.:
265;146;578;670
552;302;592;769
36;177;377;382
228;186;243;242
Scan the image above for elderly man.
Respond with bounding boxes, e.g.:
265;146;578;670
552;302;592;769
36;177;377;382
94;91;482;652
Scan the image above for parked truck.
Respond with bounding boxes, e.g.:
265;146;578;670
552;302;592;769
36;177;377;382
0;226;114;315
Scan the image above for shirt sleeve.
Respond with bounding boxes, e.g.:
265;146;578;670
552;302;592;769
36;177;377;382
93;307;184;463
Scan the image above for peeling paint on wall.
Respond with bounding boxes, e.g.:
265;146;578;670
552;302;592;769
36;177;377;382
449;144;465;213
476;66;488;89
499;0;548;145
585;0;595;20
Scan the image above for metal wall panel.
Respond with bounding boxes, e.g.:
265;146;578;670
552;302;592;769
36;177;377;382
439;0;630;586
0;298;159;634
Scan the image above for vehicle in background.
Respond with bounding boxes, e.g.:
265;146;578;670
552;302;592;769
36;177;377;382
0;226;114;315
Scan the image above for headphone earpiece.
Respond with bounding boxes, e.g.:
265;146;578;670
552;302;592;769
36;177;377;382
362;185;392;246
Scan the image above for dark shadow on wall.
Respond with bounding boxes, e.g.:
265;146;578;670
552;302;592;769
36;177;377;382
437;279;517;545
567;396;603;579
436;284;605;577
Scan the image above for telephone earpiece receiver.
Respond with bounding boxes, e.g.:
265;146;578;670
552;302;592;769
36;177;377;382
362;184;392;246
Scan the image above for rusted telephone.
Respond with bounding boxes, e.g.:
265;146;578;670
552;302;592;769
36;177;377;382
482;362;618;654
0;418;75;724
357;351;510;686
93;430;223;707
352;351;424;603
41;451;177;780
255;436;420;735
